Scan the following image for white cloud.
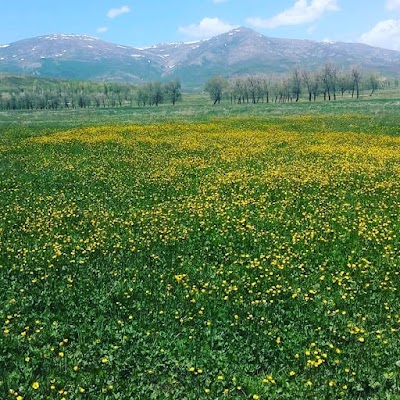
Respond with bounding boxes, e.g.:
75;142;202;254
97;26;109;33
247;0;339;29
107;6;130;19
386;0;400;11
360;19;400;51
179;17;238;39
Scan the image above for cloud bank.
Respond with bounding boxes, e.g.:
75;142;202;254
97;26;109;33
179;17;238;39
386;0;400;11
107;6;130;19
247;0;339;29
360;19;400;51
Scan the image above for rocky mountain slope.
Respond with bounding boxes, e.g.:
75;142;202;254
1;28;399;88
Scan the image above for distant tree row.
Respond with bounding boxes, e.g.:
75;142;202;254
0;79;182;110
204;64;393;104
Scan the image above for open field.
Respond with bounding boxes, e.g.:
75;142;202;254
1;97;400;399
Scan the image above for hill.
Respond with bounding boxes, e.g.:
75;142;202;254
1;28;400;89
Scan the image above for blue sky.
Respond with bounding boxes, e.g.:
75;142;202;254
1;0;400;50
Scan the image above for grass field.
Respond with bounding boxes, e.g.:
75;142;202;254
1;96;400;399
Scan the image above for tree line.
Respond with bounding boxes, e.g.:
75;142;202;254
205;64;395;104
0;62;398;111
0;78;182;110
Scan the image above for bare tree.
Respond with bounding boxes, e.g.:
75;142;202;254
337;70;350;97
291;68;302;102
368;74;380;96
321;64;332;101
351;66;362;99
302;69;313;102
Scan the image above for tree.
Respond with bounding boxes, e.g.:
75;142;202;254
337;70;351;97
136;86;149;106
164;80;182;105
247;75;258;104
291;68;302;102
368;74;380;96
351;66;362;99
204;76;227;104
148;82;164;106
321;63;336;101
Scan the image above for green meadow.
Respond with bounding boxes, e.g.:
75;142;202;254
1;95;400;399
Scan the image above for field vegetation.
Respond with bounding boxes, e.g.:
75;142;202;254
0;95;400;399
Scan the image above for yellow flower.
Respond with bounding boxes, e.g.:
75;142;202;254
101;357;109;363
32;381;40;390
289;370;296;376
253;395;260;400
174;274;186;282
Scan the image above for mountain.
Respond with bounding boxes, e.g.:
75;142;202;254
0;34;164;82
1;28;399;89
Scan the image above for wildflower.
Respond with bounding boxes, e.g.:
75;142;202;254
174;274;186;282
32;382;40;390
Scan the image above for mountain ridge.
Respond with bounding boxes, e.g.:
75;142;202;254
1;27;399;89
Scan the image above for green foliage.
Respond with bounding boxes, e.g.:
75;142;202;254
204;76;228;104
0;97;400;399
0;75;182;110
